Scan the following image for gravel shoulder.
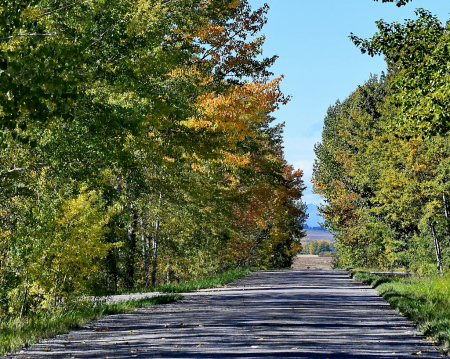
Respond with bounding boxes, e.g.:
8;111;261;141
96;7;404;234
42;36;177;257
12;270;444;358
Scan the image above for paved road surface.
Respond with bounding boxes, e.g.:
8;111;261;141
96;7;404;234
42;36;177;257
13;270;444;358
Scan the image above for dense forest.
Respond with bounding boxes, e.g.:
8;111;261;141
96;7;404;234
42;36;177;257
0;0;307;319
313;8;450;275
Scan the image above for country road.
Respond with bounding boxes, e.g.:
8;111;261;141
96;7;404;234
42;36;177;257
12;270;443;358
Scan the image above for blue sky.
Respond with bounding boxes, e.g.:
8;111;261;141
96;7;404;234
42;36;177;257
247;0;450;205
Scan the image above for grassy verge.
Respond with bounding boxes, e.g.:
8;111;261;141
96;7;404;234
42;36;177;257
0;294;182;356
115;267;260;295
1;267;258;355
350;270;450;354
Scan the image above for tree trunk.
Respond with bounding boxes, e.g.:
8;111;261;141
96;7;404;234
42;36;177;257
125;203;138;289
428;219;443;275
141;219;150;286
151;231;159;287
442;193;450;245
151;193;162;287
19;275;28;319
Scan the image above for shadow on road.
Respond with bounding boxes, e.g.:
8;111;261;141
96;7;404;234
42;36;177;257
13;270;443;359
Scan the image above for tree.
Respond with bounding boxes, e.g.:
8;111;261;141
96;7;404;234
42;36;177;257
350;9;450;136
0;0;308;318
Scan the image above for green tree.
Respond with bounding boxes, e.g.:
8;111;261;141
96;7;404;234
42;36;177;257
351;9;450;136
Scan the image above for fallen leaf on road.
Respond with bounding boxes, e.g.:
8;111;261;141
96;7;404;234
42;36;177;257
130;331;134;334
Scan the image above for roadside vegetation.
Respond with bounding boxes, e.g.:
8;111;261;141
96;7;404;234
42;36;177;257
0;267;257;355
350;270;450;354
314;9;450;275
313;3;450;354
114;267;260;294
0;294;182;356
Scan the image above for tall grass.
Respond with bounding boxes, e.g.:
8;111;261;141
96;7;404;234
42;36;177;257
115;267;260;294
0;294;181;356
351;270;450;354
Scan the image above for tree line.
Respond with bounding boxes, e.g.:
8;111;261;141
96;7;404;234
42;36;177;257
302;240;334;256
0;0;307;318
313;7;450;274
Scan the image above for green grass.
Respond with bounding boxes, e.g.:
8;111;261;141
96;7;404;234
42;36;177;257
0;294;182;356
115;267;260;294
1;267;259;356
350;270;450;354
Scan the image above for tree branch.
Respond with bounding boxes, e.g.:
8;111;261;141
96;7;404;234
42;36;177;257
41;3;77;16
0;167;29;179
0;33;58;41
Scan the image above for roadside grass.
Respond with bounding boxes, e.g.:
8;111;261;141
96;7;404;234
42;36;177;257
1;267;258;356
0;294;182;356
114;267;261;295
350;270;450;354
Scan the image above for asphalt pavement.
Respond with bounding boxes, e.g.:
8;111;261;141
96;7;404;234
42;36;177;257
12;270;444;358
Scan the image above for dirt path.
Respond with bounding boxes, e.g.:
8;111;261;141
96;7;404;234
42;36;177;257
291;255;334;270
13;270;443;358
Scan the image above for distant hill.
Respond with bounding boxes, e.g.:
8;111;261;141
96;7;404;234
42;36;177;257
304;229;334;242
304;203;334;241
306;203;323;228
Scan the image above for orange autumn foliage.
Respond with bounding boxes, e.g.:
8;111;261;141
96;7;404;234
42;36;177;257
227;164;305;266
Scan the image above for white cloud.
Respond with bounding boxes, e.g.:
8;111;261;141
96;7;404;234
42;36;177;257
292;159;314;183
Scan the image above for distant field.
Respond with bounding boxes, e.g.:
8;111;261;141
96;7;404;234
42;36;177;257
291;255;334;270
304;229;334;241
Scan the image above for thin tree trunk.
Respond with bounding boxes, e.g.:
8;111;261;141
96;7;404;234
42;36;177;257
141;219;150;286
151;232;159;287
151;193;162;287
126;203;138;289
428;219;443;275
19;275;28;319
442;193;450;244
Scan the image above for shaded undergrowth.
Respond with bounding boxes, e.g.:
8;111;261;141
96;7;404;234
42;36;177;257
350;270;450;354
